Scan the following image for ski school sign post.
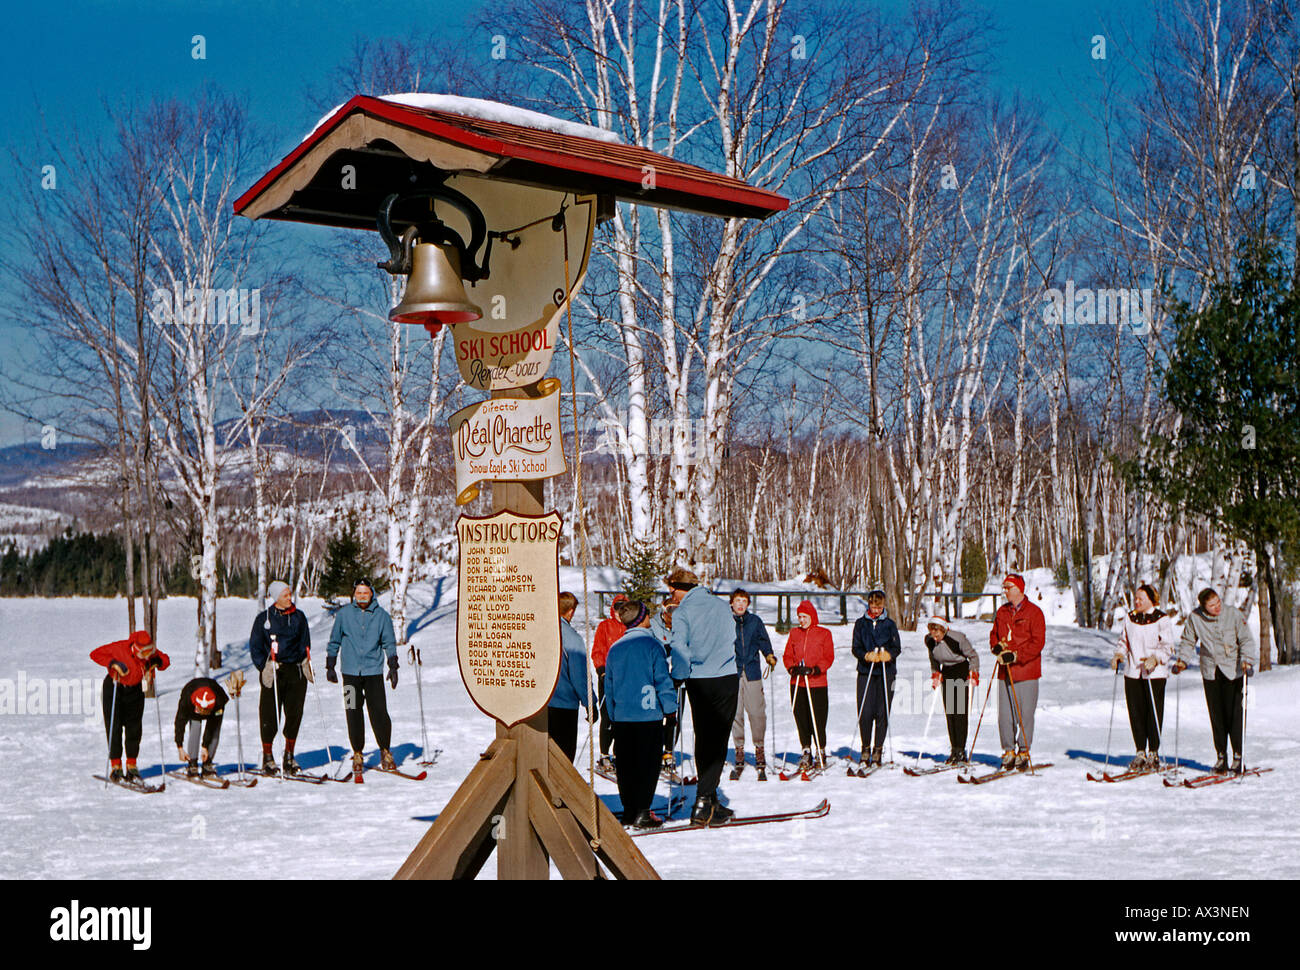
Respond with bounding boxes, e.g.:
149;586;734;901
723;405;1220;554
233;92;787;881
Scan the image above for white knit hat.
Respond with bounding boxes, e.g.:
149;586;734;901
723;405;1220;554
267;580;291;603
924;615;950;631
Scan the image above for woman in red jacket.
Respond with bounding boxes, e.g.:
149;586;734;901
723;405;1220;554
783;601;834;771
90;631;170;781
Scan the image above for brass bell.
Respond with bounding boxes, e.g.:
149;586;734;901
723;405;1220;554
389;241;482;331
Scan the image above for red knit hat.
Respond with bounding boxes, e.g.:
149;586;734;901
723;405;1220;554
192;686;217;714
1003;574;1026;594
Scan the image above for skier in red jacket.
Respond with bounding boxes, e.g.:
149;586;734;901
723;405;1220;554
90;631;170;782
591;594;627;773
989;574;1046;770
782;601;834;770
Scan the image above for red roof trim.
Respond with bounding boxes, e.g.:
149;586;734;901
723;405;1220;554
234;95;788;218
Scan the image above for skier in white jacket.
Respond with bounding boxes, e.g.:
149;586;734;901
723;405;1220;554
1110;583;1176;771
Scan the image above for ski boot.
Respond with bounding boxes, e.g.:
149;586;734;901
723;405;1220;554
756;765;768;782
1001;749;1016;770
871;747;883;768
186;759;200;778
1213;752;1228;775
689;795;714;826
796;748;814;772
124;761;141;782
708;794;735;825
631;810;664;830
1015;750;1031;771
201;760;217;777
1231;754;1243;775
659;753;680;783
261;751;279;775
729;761;745;781
109;763;124;783
597;755;617;776
282;751;301;776
351;751;365;777
380;749;397;771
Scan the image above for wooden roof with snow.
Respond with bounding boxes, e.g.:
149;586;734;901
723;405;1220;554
234;95;789;228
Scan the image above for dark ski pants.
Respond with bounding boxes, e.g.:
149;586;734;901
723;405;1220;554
790;682;829;751
662;685;685;753
1202;670;1244;757
343;674;392;752
259;662;308;745
613;720;663;822
102;678;144;761
939;661;971;753
685;674;739;800
856;667;895;750
548;705;579;762
1124;677;1166;752
596;669;616;757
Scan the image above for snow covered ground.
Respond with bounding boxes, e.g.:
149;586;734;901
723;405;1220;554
1;577;1296;880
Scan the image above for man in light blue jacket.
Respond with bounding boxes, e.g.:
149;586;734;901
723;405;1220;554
549;591;591;762
326;578;399;775
667;567;739;825
606;599;678;829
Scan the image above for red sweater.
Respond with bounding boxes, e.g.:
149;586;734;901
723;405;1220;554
592;596;628;670
90;631;170;687
989;600;1046;681
783;603;835;687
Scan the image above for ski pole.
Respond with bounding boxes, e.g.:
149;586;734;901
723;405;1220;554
880;658;897;766
1101;664;1120;775
151;670;168;787
409;644;433;765
1145;675;1165;768
103;678;119;788
1239;668;1249;777
965;661;998;766
914;672;941;770
802;674;824;769
848;661;875;763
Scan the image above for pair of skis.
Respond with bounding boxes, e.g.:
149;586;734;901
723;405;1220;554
93;773;165;794
957;762;1055;785
332;764;429;784
631;797;830;837
1164;766;1273;789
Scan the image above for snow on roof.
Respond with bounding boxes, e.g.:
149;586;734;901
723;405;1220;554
307;93;624;145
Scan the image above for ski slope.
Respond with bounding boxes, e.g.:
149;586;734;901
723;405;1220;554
1;577;1296;880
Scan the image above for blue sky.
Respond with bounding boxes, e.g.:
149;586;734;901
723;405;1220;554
0;0;1152;446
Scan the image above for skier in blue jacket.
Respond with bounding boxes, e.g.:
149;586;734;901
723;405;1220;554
667;566;738;825
549;591;591;762
850;586;902;769
729;589;775;780
606;599;678;829
326;578;399;776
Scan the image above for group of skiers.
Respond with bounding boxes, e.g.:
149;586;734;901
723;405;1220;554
553;570;1261;829
92;577;405;782
93;567;1260;817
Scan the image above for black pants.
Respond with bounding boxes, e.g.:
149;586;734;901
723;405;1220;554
685;675;739;800
856;667;896;749
663;686;684;752
613;721;663;822
102;678;144;760
259;662;308;745
1203;670;1244;757
596;670;614;756
343;674;392;752
939;661;971;752
789;683;829;751
548;706;579;762
1125;677;1166;752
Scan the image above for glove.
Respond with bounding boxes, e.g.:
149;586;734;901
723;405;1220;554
1171;659;1187;674
326;655;338;683
108;660;129;680
998;651;1017;665
931;671;943;689
791;664;809;677
145;654;164;671
1142;656;1158;673
970;671;979;686
673;679;684;690
810;666;822;677
1109;653;1122;671
260;661;276;689
991;643;1004;657
1242;663;1254;676
596;666;606;676
388;654;400;688
765;654;777;668
302;658;315;683
664;712;678;733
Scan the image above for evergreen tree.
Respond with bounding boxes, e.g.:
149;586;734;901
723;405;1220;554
318;515;386;600
619;538;667;605
1121;237;1300;663
961;537;987;601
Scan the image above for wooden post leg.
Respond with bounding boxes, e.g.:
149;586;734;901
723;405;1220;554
393;738;517;880
496;712;550;879
526;769;600;879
